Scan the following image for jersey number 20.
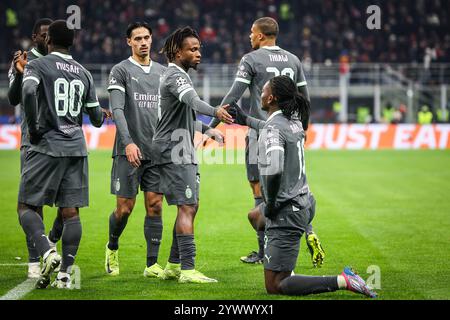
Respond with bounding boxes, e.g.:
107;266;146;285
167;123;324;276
54;78;85;117
266;67;295;80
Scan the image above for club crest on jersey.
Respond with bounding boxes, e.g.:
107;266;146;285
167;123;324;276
109;77;117;85
185;185;193;199
176;76;188;87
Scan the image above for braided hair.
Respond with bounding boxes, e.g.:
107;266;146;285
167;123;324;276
269;75;311;131
160;26;200;62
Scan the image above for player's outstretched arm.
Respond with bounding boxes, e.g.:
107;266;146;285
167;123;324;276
181;89;234;124
209;80;249;128
229;102;265;130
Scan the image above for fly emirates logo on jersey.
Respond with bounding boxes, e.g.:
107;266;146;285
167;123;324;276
133;92;159;109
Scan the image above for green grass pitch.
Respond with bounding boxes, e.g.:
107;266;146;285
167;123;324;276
0;149;449;300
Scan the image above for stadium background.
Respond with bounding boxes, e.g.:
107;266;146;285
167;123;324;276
0;0;449;301
1;0;449;131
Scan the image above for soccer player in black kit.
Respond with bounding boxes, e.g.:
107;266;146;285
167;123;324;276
153;27;233;283
229;76;376;298
19;20;109;289
7;18;66;279
210;17;325;266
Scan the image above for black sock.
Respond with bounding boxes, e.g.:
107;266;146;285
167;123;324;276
257;231;265;257
279;275;339;296
19;209;50;257
177;234;195;270
108;211;129;250
48;209;64;243
26;235;40;263
144;216;163;267
168;221;180;264
254;197;265;257
60;216;82;273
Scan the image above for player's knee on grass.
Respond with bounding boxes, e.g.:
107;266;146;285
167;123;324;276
264;270;290;295
264;276;282;295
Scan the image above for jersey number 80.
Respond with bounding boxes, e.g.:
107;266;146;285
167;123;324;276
54;78;85;117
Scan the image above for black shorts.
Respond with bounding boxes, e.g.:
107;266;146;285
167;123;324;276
110;156;161;198
20;146;29;174
156;163;199;206
261;193;316;272
18;151;89;208
245;129;259;182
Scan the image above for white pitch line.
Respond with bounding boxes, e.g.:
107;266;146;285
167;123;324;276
0;279;36;300
0;263;35;300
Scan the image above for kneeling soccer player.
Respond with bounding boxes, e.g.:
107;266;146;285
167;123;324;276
230;75;377;298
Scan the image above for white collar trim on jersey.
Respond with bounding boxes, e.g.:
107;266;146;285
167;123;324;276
30;48;44;58
262;46;281;51
128;57;152;73
50;51;73;60
267;110;283;122
168;63;192;80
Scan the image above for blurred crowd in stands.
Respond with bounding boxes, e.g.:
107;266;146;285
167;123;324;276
1;0;449;65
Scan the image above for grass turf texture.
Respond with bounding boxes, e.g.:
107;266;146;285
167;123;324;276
0;149;449;300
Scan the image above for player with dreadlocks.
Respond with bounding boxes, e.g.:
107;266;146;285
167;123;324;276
229;75;376;298
152;26;233;284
